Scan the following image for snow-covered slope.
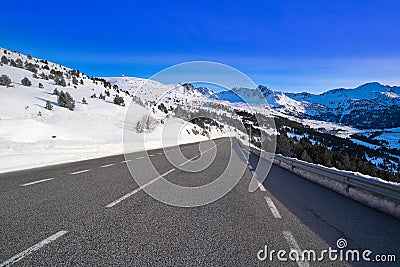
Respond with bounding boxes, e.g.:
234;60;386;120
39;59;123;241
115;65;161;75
287;82;400;108
206;82;400;129
210;85;306;116
286;82;400;129
0;48;233;173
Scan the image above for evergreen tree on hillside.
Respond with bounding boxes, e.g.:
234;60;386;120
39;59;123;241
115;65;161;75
0;75;11;87
24;62;38;73
57;91;75;110
15;58;23;68
10;59;17;67
72;76;78;85
113;95;125;106
54;76;66;87
21;77;31;86
1;55;8;64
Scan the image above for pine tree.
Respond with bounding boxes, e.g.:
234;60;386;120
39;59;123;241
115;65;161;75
57;91;75;111
21;77;32;86
10;59;17;67
25;62;38;73
301;150;313;163
54;77;66;87
113;95;125;106
1;55;8;64
38;83;44;88
82;97;87;104
53;88;59;95
72;76;78;85
15;58;23;68
0;75;11;87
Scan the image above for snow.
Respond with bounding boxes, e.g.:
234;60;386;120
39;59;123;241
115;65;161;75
287;82;400;109
0;47;398;186
0;49;233;173
349;138;380;149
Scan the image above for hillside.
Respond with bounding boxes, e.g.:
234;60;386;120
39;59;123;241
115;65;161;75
0;47;399;182
0;48;233;172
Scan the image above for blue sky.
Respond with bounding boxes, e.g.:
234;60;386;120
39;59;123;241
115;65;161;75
1;0;400;93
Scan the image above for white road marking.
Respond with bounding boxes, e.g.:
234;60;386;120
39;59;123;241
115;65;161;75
121;160;132;163
264;197;281;218
238;147;266;191
100;163;115;168
149;154;155;157
238;147;250;164
157;152;163;155
106;168;175;208
178;154;199;166
178;142;223;167
282;231;310;267
20;178;55;187
135;156;145;159
0;230;68;267
255;176;267;191
69;169;91;175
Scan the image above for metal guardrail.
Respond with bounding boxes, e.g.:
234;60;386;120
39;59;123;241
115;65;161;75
247;146;400;203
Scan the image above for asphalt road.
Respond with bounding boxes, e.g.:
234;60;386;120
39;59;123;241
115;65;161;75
0;137;399;266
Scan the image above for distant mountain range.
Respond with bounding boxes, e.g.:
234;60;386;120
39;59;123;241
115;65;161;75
197;82;400;129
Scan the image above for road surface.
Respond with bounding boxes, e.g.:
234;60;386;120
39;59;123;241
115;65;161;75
0;137;399;266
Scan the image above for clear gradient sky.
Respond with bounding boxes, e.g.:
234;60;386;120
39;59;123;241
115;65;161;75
1;0;400;93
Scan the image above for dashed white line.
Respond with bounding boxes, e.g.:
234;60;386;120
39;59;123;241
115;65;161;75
264;196;281;218
0;230;68;267
149;154;155;157
121;160;132;163
135;156;145;159
178;142;222;167
20;178;55;187
100;163;115;168
255;177;267;191
238;147;266;191
178;155;199;166
70;169;91;175
238;147;250;164
157;152;163;155
282;231;310;267
105;168;175;208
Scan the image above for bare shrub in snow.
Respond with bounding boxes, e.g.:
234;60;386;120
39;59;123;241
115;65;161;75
136;115;159;133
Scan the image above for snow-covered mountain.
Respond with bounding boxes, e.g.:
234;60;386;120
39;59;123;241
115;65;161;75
0;48;233;172
286;82;400;129
198;82;400;129
1;47;398;178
